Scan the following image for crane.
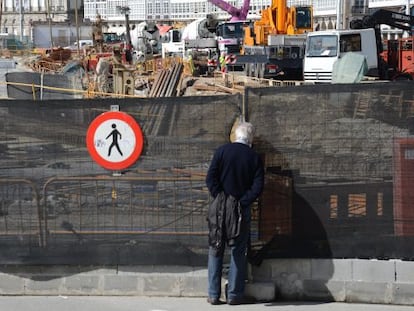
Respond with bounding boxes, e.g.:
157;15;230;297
206;0;251;55
207;0;250;21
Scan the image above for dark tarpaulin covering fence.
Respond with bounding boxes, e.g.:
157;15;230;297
0;81;414;266
0;95;242;265
247;82;414;261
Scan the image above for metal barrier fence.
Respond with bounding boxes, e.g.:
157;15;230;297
41;175;209;247
0;179;42;248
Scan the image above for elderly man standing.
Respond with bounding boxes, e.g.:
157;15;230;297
205;121;265;305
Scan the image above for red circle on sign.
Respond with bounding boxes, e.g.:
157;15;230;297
86;111;144;170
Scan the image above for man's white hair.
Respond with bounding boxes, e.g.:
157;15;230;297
235;122;255;146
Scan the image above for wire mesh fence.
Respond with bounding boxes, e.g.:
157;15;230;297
1;82;414;264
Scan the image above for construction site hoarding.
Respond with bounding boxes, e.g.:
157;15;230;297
0;82;414;265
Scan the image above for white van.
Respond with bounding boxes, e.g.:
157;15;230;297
303;28;378;83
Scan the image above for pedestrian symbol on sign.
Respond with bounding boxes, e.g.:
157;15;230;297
106;123;123;157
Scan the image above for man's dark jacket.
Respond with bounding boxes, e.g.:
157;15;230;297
207;192;241;250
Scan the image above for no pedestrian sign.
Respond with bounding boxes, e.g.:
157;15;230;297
86;111;144;170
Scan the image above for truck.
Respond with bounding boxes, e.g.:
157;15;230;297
215;20;250;55
239;0;313;79
303;28;379;83
303;9;414;83
161;15;219;75
207;0;251;55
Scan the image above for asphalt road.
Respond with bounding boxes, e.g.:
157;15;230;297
0;297;413;311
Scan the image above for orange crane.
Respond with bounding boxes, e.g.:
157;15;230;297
244;0;313;46
239;0;313;80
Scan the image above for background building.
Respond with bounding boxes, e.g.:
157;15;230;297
82;0;412;35
0;0;412;47
0;0;82;45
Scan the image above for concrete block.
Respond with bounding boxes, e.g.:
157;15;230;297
250;260;273;282
392;283;414;305
0;274;24;294
103;275;138;295
302;279;336;301
63;275;101;295
245;281;276;302
352;259;395;282
311;259;352;281
181;275;208;296
24;276;63;295
269;259;312;280
142;275;181;296
277;280;304;300
325;280;347;302
395;260;414;283
345;281;393;304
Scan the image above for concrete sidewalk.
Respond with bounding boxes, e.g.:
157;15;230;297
0;296;413;311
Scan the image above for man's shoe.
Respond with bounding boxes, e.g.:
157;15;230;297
227;298;242;305
207;297;222;305
227;297;255;305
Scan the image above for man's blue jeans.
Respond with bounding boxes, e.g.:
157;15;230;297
207;219;250;300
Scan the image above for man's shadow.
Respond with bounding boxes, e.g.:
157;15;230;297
247;137;334;301
248;172;334;301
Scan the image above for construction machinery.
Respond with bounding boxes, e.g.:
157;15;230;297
240;0;313;79
244;0;313;46
208;0;251;55
350;9;414;80
161;15;219;75
303;9;414;83
207;0;250;22
303;28;379;83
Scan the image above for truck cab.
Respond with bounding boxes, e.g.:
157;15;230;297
303;29;378;83
161;29;185;58
216;21;249;55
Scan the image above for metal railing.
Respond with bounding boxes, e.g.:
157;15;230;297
41;175;209;247
0;178;43;247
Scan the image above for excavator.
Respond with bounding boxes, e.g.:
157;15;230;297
350;9;414;80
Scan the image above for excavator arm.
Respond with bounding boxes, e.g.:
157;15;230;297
350;9;414;32
207;0;250;21
350;9;414;80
